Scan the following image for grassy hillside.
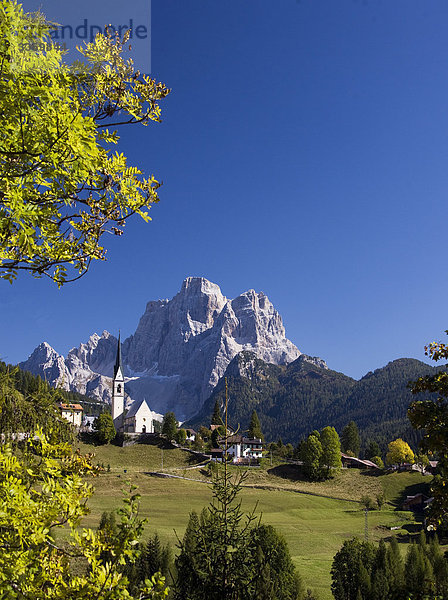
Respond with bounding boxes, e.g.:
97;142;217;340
79;442;434;600
77;438;205;472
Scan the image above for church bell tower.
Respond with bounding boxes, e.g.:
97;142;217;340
112;332;125;430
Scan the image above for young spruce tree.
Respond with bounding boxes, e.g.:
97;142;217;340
248;410;264;441
341;421;361;456
175;465;304;600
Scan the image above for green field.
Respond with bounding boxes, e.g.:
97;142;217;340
78;441;432;599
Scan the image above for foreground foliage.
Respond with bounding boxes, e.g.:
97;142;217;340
97;515;174;595
331;533;448;600
0;366;73;441
0;0;170;285
409;331;448;526
0;430;168;599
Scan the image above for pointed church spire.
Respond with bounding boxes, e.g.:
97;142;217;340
114;331;123;378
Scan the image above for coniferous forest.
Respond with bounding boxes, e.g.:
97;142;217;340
0;361;102;437
186;352;441;453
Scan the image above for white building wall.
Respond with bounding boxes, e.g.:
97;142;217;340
134;403;154;433
61;410;82;427
228;443;241;459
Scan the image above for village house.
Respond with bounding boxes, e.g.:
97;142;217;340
224;435;263;464
59;403;83;428
209;448;224;461
185;429;196;442
402;493;431;512
341;453;379;470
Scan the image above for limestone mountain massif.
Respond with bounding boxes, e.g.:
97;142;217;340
20;277;304;420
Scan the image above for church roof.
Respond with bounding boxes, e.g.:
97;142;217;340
125;398;151;419
114;332;124;378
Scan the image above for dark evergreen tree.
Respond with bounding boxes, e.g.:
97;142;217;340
249;524;304;600
285;443;295;458
370;540;389;600
143;533;172;580
174;511;202;598
248;410;264;441
174;467;304;600
331;538;376;600
357;559;371;600
429;535;448;598
341;421;361;456
211;400;224;426
371;568;389;600
365;440;381;460
405;542;434;600
175;470;257;600
124;533;173;595
162;411;178;440
385;537;405;600
294;439;305;459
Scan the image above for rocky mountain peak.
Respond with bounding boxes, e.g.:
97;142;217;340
68;331;118;378
22;342;68;388
30;341;61;361
181;276;224;297
299;355;328;370
225;351;274;381
20;278;303;420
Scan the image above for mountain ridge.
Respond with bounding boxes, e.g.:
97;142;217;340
185;352;441;450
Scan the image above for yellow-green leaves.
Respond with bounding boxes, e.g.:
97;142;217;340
0;0;170;285
385;438;414;466
0;430;168;599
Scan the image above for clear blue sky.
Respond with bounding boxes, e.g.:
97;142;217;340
2;0;448;379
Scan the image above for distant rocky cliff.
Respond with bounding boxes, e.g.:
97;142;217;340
20;277;303;420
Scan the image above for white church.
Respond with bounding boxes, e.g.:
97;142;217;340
112;334;159;434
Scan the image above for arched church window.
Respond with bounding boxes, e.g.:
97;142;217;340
117;384;121;393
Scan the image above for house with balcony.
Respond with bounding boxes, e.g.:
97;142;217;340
224;435;263;464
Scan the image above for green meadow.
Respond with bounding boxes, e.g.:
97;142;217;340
78;441;432;599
